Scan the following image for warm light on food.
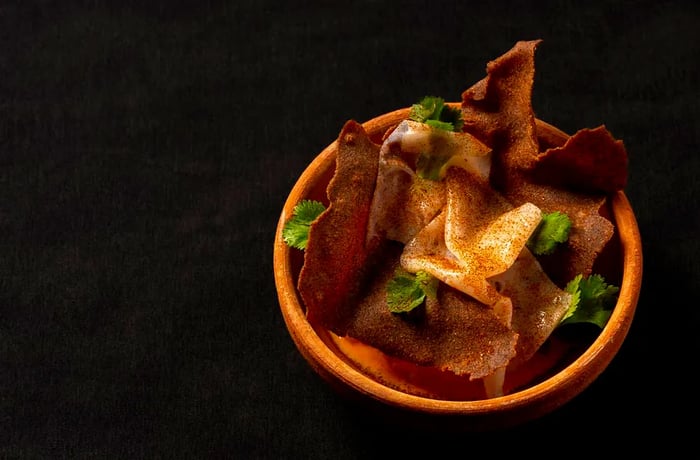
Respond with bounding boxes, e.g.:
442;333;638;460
274;39;642;429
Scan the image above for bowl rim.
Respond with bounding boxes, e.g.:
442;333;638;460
273;106;643;416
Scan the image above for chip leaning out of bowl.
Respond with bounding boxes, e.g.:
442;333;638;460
281;39;628;399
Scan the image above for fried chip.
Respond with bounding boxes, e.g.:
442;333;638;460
298;120;380;331
346;244;518;380
460;39;623;286
461;39;542;185
300;121;518;379
533;125;628;193
296;39;629;390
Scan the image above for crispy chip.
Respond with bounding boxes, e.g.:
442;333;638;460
300;121;518;379
532;125;628;193
298;39;629;387
461;39;542;186
346;244;518;379
460;39;621;285
298;120;381;331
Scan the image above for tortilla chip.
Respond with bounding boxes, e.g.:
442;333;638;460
300;122;518;379
460;39;620;285
296;39;628;389
461;39;542;187
298;120;381;331
532;125;628;193
346;243;518;379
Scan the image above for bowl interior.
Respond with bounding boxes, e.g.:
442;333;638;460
273;107;642;429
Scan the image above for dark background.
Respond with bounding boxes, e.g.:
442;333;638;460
1;0;698;457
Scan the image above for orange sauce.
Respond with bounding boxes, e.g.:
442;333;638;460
329;331;575;400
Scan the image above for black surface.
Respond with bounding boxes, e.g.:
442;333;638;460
1;0;698;457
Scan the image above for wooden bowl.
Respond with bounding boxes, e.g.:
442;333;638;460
273;107;643;431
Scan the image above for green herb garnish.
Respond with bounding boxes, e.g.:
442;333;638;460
386;269;438;314
415;151;448;181
527;211;572;255
409;96;465;180
282;200;326;250
561;274;620;328
409;96;463;132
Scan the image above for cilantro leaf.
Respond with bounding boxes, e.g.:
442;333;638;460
560;274;620;328
408;96;466;180
527;211;572;255
409;96;442;123
415;151;447;181
282;200;326;250
425;119;456;131
386;269;438;314
409;96;463;132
